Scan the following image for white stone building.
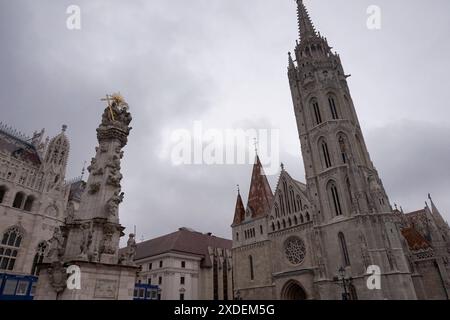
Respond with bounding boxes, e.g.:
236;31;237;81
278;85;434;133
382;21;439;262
231;1;450;300
133;228;232;300
0;123;79;277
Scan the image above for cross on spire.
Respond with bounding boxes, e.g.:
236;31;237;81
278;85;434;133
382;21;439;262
253;137;258;156
101;94;116;121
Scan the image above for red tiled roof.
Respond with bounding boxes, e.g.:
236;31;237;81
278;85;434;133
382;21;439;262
232;192;246;226
132;228;232;268
401;227;431;251
247;156;273;218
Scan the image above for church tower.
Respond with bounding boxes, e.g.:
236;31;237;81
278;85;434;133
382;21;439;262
287;0;417;299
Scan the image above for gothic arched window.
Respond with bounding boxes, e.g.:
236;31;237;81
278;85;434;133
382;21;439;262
31;242;47;275
249;255;254;280
338;134;349;164
311;99;322;125
290;188;297;212
12;192;25;209
0;227;23;271
279;193;286;216
320;139;332;168
300;214;304;224
282;180;291;214
328;95;339;119
274;203;280;218
338;232;351;266
297;196;303;212
328;181;343;216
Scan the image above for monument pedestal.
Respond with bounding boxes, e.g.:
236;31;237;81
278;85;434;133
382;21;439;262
35;261;138;300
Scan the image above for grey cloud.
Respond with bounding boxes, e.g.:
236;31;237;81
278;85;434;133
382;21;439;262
1;0;449;242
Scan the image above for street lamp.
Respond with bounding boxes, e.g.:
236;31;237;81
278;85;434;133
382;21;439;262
334;266;353;300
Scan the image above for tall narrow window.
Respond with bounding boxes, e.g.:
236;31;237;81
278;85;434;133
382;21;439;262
275;203;280;218
213;256;219;299
0;227;23;271
328;96;339;119
24;196;34;212
12;192;25;209
321;140;332;168
312;99;322;125
283;180;291;214
0;186;7;203
279;194;286;216
249;255;254;280
290;188;297;212
329;182;343;216
338;232;351;266
223;258;228;300
346;178;353;207
31;242;47;275
338;136;348;164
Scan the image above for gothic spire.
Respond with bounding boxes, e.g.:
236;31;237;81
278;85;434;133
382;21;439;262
296;0;319;42
232;189;246;226
247;155;273;218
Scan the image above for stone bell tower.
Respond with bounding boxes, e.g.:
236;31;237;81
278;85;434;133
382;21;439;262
35;94;138;300
288;0;417;299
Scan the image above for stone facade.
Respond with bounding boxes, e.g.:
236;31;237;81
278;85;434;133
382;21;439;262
0;122;79;277
231;1;450;300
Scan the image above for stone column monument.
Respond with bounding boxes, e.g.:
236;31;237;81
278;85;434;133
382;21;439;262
35;93;139;300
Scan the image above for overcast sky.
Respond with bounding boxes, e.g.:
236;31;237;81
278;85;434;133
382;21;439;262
1;0;449;242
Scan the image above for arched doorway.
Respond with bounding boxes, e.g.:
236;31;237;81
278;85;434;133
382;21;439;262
281;280;307;300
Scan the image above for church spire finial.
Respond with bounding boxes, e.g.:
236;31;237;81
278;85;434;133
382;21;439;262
296;0;318;41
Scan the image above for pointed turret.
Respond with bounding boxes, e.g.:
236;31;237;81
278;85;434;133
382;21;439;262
232;189;246;226
246;155;273;218
296;0;319;42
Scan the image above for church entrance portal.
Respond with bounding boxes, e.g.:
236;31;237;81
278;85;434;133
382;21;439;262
281;280;307;300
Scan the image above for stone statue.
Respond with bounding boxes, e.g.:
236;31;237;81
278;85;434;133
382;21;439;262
46;227;65;263
79;225;93;258
104;191;124;217
119;233;137;265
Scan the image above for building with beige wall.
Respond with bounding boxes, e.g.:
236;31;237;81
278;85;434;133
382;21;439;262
133;227;232;300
